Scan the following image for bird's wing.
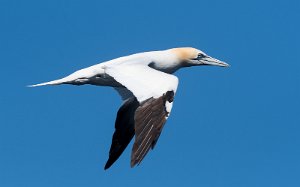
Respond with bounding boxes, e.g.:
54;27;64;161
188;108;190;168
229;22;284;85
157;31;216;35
106;64;178;167
104;88;136;169
104;97;139;170
131;90;175;167
106;64;178;102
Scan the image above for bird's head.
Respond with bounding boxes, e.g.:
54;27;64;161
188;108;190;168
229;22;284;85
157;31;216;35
170;47;229;67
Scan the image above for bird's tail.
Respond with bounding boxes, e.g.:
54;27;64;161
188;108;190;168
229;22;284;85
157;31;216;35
28;77;71;87
28;64;105;87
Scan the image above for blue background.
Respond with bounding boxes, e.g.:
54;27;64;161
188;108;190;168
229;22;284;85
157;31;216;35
1;0;299;186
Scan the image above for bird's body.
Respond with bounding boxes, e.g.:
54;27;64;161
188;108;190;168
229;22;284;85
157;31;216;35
30;47;229;169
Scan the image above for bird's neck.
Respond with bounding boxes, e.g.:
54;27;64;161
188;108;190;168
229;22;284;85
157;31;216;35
147;51;184;74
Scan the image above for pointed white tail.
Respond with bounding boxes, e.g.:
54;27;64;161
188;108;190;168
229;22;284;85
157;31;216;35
28;64;105;87
28;77;71;87
28;80;62;87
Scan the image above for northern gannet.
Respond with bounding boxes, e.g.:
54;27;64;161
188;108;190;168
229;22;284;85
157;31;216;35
29;47;229;170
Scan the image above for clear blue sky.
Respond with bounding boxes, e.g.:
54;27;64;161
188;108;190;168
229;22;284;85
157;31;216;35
1;0;299;186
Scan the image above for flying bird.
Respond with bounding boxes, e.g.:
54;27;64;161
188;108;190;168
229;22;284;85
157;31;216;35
29;47;229;169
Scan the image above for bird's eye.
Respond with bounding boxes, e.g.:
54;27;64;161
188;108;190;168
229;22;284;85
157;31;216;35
198;54;205;58
191;53;206;60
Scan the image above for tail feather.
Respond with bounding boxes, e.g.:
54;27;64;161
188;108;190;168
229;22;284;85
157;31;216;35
28;65;103;87
28;78;69;87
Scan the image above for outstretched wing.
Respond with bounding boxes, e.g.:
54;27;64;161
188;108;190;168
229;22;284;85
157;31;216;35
106;64;178;103
106;64;178;168
131;90;174;167
104;97;138;170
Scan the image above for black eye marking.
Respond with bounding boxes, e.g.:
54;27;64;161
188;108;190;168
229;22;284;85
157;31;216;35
197;53;206;58
191;53;206;60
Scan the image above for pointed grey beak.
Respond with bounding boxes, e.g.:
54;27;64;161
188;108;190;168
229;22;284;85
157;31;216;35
201;56;229;67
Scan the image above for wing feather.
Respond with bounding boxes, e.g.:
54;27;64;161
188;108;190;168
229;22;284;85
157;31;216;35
106;64;178;168
106;64;178;102
131;91;175;167
104;97;139;170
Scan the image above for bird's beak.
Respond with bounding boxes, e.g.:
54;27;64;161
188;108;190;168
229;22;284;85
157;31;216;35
200;56;229;67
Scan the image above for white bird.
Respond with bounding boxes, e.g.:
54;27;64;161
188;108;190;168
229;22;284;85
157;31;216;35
29;47;229;169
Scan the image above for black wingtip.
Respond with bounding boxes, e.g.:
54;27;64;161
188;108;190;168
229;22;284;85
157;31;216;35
130;161;135;168
130;158;141;168
104;160;113;170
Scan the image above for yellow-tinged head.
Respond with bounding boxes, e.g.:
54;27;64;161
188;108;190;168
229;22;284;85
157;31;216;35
170;47;200;61
169;47;229;67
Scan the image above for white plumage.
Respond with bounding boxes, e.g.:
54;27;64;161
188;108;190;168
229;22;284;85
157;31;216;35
29;47;229;169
